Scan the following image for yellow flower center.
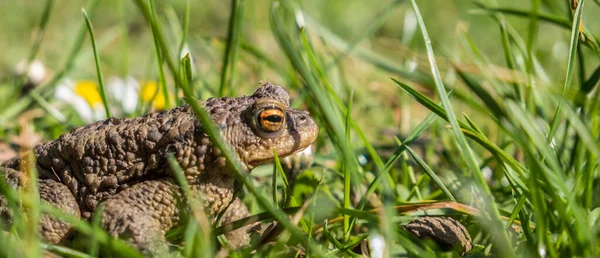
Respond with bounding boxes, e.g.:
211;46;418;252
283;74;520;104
74;80;102;107
140;81;165;110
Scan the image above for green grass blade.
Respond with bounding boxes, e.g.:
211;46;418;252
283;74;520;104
177;0;191;59
322;220;346;252
149;0;171;109
562;102;600;158
82;8;111;118
272;150;293;207
456;70;505;119
117;0;129;77
474;5;570;27
168;154;214;256
28;91;66;122
582;63;600;94
25;0;54;63
391;78;464;126
89;206;102;256
405;146;456;201
524;0;540;113
16;0;54;88
547;0;584;140
132;0;183;88
272;150;279;208
219;0;245;96
343;89;354;240
497;16;522;100
42;243;95;258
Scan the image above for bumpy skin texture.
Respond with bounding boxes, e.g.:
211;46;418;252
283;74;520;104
1;83;318;252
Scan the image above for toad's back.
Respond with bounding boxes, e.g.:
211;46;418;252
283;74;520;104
30;106;203;212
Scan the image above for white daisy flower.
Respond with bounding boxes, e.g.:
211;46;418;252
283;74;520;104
107;76;139;114
55;79;106;122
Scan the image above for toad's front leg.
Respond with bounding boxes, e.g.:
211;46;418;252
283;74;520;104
99;179;182;254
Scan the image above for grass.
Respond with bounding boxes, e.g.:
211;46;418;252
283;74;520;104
82;7;111;118
1;0;600;257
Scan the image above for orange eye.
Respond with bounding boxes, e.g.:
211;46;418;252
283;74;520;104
258;108;285;132
248;98;287;138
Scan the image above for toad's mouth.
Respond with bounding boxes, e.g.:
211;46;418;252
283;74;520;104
247;144;312;168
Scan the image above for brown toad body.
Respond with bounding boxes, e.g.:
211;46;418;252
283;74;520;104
0;82;318;253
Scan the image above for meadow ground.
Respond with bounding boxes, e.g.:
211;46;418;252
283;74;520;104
1;0;600;257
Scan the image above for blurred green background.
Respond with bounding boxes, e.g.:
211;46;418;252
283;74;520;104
3;0;599;85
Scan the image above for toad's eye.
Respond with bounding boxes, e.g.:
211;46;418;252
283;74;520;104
257;108;285;132
248;99;287;138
